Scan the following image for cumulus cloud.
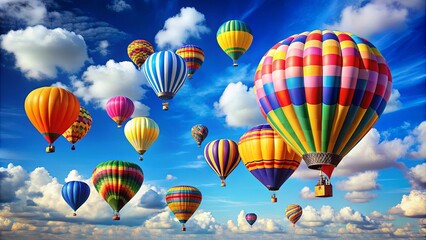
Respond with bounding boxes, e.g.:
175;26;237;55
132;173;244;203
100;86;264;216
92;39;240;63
384;89;403;113
369;211;395;221
0;164;28;203
0;0;47;25
1;25;89;80
300;205;335;227
300;186;316;200
326;0;425;37
70;60;150;116
165;174;177;181
97;40;109;56
407;121;426;159
139;189;166;209
407;163;426;189
227;210;284;233
107;0;131;12
389;190;426;218
336;171;380;191
214;82;266;127
344;191;377;203
155;7;209;49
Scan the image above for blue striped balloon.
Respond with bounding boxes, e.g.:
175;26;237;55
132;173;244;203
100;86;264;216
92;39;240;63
61;181;90;216
142;51;187;110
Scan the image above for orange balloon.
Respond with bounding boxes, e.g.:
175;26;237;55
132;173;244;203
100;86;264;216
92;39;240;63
24;87;80;152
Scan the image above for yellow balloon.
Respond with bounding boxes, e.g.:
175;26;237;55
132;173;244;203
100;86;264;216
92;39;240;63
124;117;159;161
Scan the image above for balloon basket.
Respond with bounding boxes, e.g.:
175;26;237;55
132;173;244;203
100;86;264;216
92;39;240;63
233;61;238;67
139;156;143;161
315;184;333;197
181;227;186;232
112;214;120;220
162;102;169;111
73;212;77;216
46;145;55;153
271;196;277;203
71;145;75;150
220;180;226;187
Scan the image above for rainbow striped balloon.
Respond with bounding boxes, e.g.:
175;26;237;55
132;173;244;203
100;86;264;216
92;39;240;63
176;45;204;79
216;20;253;66
92;160;144;220
285;204;303;227
245;213;257;226
142;51;188;110
204;139;241;187
127;40;154;69
254;30;392;180
191;124;208;147
62;106;92;150
238;124;301;202
166;185;202;231
124;117;160;161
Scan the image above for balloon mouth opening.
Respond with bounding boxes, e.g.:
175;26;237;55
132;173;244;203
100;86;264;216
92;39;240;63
302;153;342;169
46;145;55;153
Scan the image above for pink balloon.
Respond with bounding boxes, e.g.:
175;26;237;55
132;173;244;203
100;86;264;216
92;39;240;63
106;96;135;128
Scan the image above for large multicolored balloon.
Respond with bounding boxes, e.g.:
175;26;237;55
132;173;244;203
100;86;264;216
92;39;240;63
142;51;188;110
92;160;144;220
24;86;80;153
254;30;392;189
166;185;202;231
62;106;92;150
217;20;253;67
61;181;90;216
176;45;204;79
124;117;159;161
245;213;257;227
127;39;154;69
105;96;134;128
204;139;241;187
238;124;301;202
191;124;208;147
285;204;302;227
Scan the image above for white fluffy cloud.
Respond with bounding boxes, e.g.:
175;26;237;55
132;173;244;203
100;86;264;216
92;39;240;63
389;190;426;218
408;163;426;189
0;0;46;25
107;0;131;12
384;89;402;113
1;25;89;80
155;7;209;49
165;174;177;181
300;186;316;200
326;0;424;37
336;171;380;191
407;121;426;159
97;40;109;56
344;191;377;203
214;82;265;127
70;60;150;116
227;210;284;233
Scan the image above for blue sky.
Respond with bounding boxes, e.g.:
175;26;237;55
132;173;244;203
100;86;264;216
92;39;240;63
0;0;425;239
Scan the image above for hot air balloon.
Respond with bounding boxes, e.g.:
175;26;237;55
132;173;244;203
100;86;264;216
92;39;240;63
191;124;208;147
204;139;241;187
105;96;134;128
142;51;188;111
24;86;80;153
127;39;154;69
254;30;392;197
62;106;92;150
61;181;90;216
176;45;204;79
216;20;253;67
238;124;301;202
92;160;144;220
245;213;257;227
285;204;302;227
124;117;159;161
166;185;202;232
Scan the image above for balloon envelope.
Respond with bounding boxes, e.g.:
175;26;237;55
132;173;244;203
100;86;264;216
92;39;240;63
254;30;392;179
166;185;202;231
238;124;301;201
285;204;303;226
24;86;80;152
127;39;154;69
61;181;90;215
176;45;204;78
124;117;159;160
245;213;257;226
105;96;134;128
216;20;253;66
62;106;92;150
92;160;144;219
204;139;241;186
191;124;208;147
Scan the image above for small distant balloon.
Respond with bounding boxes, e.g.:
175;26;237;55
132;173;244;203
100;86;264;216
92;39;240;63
245;213;257;227
105;96;134;128
285;204;303;227
62;106;92;150
191;124;208;147
217;20;253;66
